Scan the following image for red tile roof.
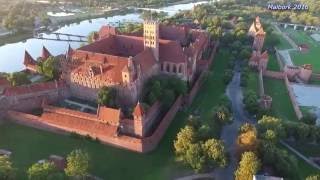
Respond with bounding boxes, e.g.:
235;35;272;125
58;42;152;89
159;24;189;42
133;48;157;73
42;46;52;60
24;50;36;66
133;102;144;117
159;40;187;63
98;106;121;125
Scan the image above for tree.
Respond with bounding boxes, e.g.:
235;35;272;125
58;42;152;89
7;72;31;86
27;161;58;180
0;156;15;180
87;31;98;44
306;174;320;180
257;116;285;141
174;125;196;161
161;89;175;108
97;86;117;108
212;105;232;124
235;151;260;180
301;112;317;125
65;149;89;178
202;139;227;168
185;143;206;172
243;90;259;115
237;124;258;152
223;69;234;84
37;56;60;80
264;32;280;49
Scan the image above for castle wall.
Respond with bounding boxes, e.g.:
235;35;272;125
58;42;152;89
0;81;70;114
6;95;183;153
284;76;303;120
142;95;183;152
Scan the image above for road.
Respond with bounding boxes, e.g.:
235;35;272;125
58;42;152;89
175;63;253;180
212;63;253;180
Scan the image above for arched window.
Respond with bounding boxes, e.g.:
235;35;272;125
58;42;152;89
173;65;177;73
161;63;164;71
166;64;170;72
179;65;183;74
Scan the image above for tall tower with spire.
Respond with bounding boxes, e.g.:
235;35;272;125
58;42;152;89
143;20;159;61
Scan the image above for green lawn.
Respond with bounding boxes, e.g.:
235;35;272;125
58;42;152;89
263;78;298;122
279;144;320;179
267;53;281;71
280;28;320;73
0;50;231;180
272;26;293;50
245;70;259;93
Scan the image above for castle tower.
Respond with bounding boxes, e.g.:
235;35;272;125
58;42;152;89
253;29;266;51
143;20;159;61
122;57;136;84
133;102;145;137
299;64;312;82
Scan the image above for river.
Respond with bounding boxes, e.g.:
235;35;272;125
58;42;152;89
0;1;208;73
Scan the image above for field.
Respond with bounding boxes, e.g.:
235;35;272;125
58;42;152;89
0;50;232;180
267;53;281;71
264;78;298;122
281;28;320;73
273;27;293;50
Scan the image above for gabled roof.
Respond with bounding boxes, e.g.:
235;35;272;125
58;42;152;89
133;102;144;117
42;46;52;60
133;48;157;73
159;40;187;63
24;50;36;66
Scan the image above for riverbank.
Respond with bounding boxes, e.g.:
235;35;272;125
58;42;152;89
0;0;206;46
0;31;33;46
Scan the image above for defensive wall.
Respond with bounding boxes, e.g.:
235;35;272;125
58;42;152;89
284;76;303;119
0;81;70;117
7;96;183;153
262;70;303;120
187;41;219;105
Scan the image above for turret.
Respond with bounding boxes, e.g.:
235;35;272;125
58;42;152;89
122;57;136;84
133;102;145;137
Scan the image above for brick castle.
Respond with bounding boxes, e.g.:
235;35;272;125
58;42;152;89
0;21;213;153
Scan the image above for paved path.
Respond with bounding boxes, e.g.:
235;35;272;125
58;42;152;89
175;173;213;180
212;63;253;180
175;63;252;180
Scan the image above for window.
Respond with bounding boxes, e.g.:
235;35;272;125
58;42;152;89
173;65;177;73
179;65;183;73
166;64;170;72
